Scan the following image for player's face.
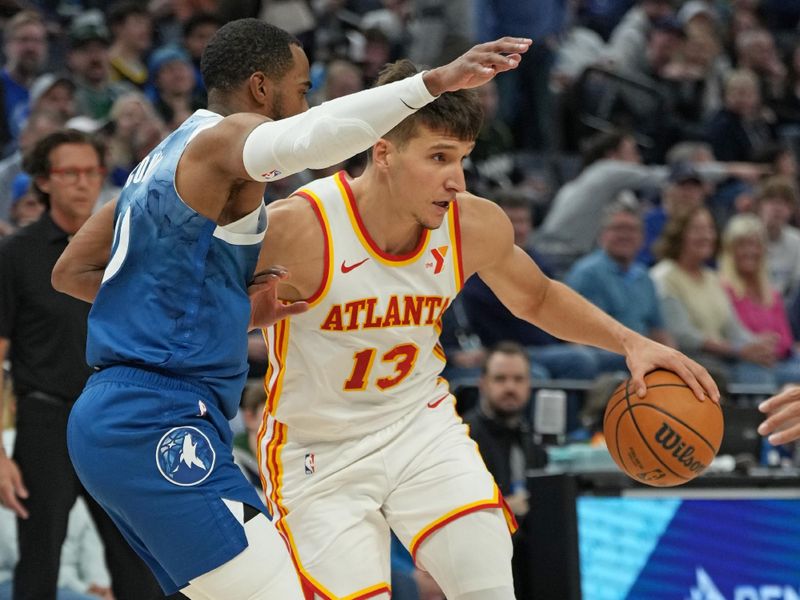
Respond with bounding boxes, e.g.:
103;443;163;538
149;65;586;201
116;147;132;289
270;44;311;120
480;353;531;419
388;126;474;230
38;143;104;222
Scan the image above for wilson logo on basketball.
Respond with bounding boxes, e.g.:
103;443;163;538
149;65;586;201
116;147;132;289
654;422;707;473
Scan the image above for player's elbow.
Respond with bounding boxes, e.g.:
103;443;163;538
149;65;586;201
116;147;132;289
51;256;76;295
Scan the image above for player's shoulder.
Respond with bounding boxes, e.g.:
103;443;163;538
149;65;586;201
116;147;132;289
455;191;512;237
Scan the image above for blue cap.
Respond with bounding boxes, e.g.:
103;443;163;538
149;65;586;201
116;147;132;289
669;161;701;184
11;173;31;205
148;45;191;74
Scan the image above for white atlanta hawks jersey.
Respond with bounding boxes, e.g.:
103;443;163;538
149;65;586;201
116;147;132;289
262;171;464;442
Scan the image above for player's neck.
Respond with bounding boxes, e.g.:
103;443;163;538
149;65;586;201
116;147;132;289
350;170;425;256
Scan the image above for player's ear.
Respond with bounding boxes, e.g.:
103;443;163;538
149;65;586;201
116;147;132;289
372;138;392;170
248;71;271;106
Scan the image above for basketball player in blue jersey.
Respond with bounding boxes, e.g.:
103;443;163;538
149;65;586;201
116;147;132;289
248;61;721;599
51;18;531;600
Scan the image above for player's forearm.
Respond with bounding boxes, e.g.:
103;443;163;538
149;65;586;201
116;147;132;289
242;73;436;181
52;269;103;304
523;280;638;355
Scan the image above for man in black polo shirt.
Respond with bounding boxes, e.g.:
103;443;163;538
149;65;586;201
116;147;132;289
0;129;162;600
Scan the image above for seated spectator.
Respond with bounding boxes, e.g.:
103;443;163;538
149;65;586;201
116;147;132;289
566;202;674;373
25;73;77;123
145;45;204;131
705;69;777;162
461;190;599;382
106;92;167;187
180;12;222;102
719;214;800;386
757;176;800;298
651;206;778;387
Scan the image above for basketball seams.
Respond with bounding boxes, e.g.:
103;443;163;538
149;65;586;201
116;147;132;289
618;406;689;483
630;403;721;453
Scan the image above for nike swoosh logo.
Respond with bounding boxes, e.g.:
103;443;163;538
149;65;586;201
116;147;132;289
341;258;369;273
427;394;449;409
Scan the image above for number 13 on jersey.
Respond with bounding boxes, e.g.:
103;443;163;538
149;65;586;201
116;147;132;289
343;343;420;391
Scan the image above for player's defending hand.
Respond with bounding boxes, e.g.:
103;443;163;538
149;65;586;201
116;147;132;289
623;335;720;403
758;386;800;445
422;37;532;95
248;266;309;330
0;454;29;519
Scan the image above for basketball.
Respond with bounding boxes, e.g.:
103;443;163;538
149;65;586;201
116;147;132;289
603;369;724;487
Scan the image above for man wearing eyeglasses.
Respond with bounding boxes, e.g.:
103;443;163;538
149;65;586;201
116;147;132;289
0;129;163;600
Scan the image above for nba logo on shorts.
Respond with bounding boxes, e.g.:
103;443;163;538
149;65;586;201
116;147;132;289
304;453;315;475
156;426;216;486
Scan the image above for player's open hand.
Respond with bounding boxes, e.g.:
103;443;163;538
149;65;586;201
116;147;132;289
423;37;532;95
624;336;720;403
758;386;800;445
248;266;309;330
0;454;28;519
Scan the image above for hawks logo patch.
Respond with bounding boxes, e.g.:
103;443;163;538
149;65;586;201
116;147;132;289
156;426;216;486
429;246;448;275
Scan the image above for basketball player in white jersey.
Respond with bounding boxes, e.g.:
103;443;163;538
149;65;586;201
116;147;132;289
255;61;720;599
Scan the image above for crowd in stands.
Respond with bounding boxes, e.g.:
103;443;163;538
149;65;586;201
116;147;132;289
1;0;800;596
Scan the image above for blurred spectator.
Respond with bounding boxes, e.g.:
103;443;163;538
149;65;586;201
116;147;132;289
67;10;134;121
639;161;707;265
106;91;167;187
774;43;800;128
145;45;202;130
7;173;43;230
474;0;567;150
0;129;162;599
1;11;49;144
651;206;778;386
719;214;800;385
25;73;77;122
757;176;800;298
604;0;675;74
566;202;674;373
705;69;777;162
0;109;64;232
361;0;411;48
734;28;787;111
407;0;474;67
107;1;154;89
460;189;599;382
464;342;546;516
180;11;222;100
361;27;394;85
470;79;514;168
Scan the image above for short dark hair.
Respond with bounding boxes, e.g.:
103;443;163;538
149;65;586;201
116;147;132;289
757;175;798;207
482;341;530;375
580;129;630;167
107;1;148;28
24;129;105;209
493;188;532;211
375;59;483;147
200;18;300;94
182;11;223;39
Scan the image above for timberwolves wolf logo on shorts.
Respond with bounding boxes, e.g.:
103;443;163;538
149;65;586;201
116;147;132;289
156;426;216;486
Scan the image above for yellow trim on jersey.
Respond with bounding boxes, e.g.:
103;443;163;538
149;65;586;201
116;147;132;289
264;319;291;415
335;172;430;267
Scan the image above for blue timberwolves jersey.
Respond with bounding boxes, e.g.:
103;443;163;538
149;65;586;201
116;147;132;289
86;109;267;419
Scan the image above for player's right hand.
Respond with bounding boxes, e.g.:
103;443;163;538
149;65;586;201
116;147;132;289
0;454;29;519
248;266;309;330
758;386;800;445
423;37;532;95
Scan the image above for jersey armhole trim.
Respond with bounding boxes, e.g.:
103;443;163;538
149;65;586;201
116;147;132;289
295;190;333;307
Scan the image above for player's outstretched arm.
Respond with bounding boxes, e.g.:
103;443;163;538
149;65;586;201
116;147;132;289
188;37;531;185
459;195;719;403
52;199;117;304
759;387;800;444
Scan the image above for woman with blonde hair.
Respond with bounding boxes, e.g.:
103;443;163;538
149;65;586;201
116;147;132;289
720;214;800;384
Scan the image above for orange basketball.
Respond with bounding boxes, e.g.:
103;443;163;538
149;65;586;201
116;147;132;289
603;369;724;487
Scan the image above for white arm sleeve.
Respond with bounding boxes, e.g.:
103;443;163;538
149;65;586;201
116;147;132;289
241;72;437;181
